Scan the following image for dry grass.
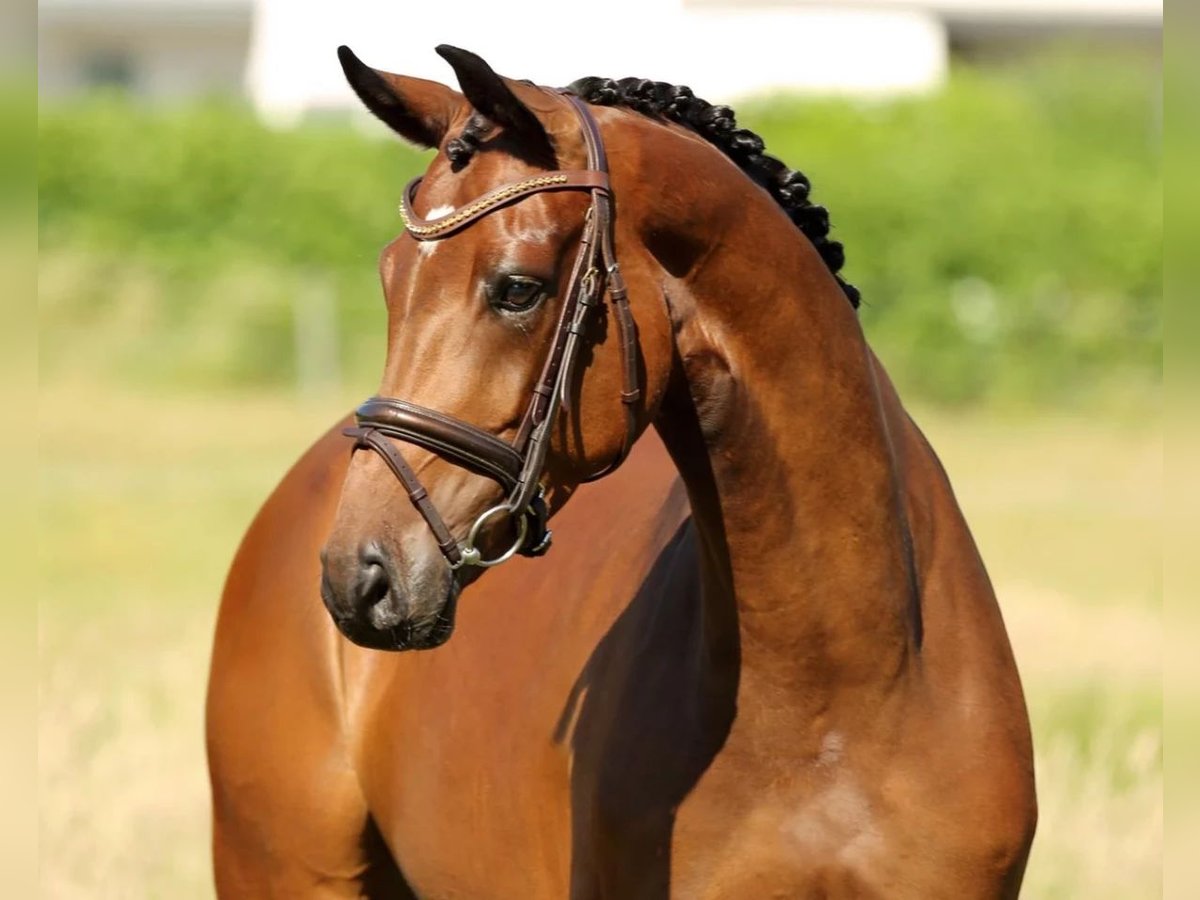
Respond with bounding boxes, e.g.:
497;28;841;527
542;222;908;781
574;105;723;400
39;385;345;899
38;383;1161;898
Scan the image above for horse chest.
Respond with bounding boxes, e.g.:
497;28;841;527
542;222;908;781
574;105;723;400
663;753;887;896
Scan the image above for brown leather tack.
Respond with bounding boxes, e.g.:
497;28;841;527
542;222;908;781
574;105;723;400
347;88;641;569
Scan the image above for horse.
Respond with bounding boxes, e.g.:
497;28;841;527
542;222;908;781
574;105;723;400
206;45;1036;898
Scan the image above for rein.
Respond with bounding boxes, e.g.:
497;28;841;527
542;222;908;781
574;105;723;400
344;92;640;571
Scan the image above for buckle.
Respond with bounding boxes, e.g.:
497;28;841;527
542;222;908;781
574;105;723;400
519;485;553;558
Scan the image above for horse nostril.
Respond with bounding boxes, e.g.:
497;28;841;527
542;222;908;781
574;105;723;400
358;561;390;611
354;550;407;630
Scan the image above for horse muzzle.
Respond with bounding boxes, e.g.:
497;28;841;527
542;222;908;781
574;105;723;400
319;541;462;651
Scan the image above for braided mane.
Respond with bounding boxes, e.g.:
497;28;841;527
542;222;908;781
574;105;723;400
443;76;860;307
567;77;858;308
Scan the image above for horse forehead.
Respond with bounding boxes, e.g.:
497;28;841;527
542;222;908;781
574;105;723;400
417;158;521;211
412;207;456;260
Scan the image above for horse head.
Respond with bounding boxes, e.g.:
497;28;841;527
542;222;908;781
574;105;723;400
320;46;675;650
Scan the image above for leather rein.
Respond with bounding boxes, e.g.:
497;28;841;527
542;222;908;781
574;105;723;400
344;92;640;571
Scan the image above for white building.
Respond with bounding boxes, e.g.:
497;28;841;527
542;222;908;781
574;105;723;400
37;0;1160;114
38;0;252;99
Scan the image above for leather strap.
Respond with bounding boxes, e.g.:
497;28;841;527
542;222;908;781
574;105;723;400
400;170;610;240
564;92;640;480
592;208;641;476
343;426;464;567
513;204;599;453
353;396;523;490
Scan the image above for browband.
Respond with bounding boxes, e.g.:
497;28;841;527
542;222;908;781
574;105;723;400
399;170;611;239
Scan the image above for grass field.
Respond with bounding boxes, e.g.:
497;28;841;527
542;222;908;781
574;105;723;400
38;379;1162;899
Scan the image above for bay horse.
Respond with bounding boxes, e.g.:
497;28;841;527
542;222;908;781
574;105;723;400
206;45;1036;897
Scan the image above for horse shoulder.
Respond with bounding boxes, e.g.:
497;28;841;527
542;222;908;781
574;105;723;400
207;417;411;896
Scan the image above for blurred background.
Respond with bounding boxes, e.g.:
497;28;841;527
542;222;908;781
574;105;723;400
35;0;1161;896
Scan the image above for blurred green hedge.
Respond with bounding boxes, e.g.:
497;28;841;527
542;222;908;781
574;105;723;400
38;51;1161;406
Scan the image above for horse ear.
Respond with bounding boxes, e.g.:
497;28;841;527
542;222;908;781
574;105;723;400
434;45;555;166
337;45;459;148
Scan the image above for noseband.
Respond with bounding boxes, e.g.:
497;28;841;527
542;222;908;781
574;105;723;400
344;92;640;571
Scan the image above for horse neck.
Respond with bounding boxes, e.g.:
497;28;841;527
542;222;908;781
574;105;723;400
646;176;921;720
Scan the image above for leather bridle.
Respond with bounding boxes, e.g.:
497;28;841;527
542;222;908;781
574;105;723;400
344;92;640;571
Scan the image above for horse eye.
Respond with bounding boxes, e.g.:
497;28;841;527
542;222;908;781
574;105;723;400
496;275;546;313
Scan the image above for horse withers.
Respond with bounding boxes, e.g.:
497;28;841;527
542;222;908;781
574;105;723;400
207;46;1036;898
